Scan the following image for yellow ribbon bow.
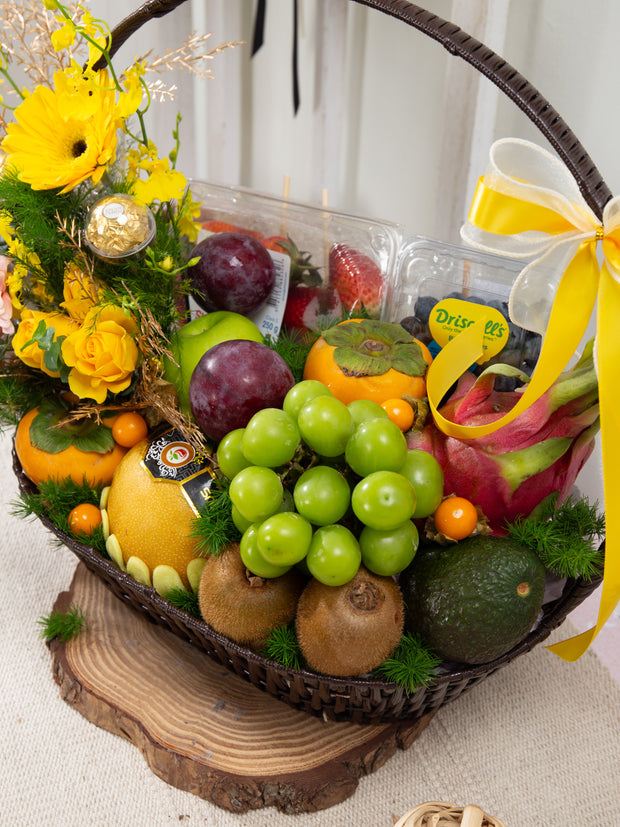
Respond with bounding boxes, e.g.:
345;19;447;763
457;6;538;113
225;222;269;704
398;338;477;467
425;137;619;661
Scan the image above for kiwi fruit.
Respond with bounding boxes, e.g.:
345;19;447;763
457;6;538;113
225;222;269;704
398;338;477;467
295;566;405;677
197;543;305;651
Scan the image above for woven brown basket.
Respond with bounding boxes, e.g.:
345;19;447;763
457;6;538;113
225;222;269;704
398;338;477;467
17;0;606;726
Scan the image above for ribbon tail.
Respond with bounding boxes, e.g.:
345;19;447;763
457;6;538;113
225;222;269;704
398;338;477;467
251;0;267;56
426;318;487;418
547;262;620;660
292;0;300;113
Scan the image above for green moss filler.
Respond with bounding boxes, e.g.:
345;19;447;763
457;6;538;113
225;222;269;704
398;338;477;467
401;535;546;665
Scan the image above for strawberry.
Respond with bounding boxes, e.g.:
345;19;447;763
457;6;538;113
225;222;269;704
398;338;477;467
328;243;384;317
282;284;343;335
201;219;263;239
262;235;322;288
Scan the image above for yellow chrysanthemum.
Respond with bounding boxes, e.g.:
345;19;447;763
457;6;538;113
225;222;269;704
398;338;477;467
1;68;121;194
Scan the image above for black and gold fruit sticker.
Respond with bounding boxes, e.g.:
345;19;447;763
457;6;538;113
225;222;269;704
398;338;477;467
142;429;214;514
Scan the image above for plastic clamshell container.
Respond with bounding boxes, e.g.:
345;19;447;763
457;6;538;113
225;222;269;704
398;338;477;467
188;180;406;329
382;235;542;376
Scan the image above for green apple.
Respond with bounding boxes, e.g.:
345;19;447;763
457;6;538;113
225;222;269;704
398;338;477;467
163;311;264;411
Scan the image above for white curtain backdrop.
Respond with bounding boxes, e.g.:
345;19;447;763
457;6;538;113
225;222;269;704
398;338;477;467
93;0;620;244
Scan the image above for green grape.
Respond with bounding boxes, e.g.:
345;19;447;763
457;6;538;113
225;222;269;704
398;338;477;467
231;503;252;534
359;520;419;576
351;470;416;530
297;395;353;457
305;524;361;586
257;511;313;566
347;398;390;430
229;465;283;522
283;379;333;420
241;408;300;467
240;523;291;578
216;428;251;479
345;417;407;476
399;449;444;518
293;465;351;526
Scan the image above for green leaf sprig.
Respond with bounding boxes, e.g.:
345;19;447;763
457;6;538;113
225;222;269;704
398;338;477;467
190;477;241;557
38;605;87;642
166;587;201;618
374;632;441;695
265;330;317;383
13;476;107;555
506;494;605;581
261;625;303;671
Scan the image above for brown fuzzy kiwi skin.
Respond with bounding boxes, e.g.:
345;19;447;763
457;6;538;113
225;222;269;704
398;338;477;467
198;543;305;651
295;566;405;677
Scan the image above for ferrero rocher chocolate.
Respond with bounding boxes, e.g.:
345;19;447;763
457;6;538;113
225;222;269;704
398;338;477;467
84;194;155;259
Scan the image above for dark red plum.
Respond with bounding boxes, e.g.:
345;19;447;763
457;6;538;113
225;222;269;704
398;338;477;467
189;232;276;315
189;339;295;442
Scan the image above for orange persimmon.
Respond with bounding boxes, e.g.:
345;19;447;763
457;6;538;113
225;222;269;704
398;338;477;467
15;407;127;487
303;319;432;406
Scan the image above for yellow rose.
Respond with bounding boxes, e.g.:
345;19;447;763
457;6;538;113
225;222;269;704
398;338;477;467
61;305;139;403
60;263;99;320
12;309;78;376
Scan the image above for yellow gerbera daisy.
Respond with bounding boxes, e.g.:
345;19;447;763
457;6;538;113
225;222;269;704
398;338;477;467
1;69;121;194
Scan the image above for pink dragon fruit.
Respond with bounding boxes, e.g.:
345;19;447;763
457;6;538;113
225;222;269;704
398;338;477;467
407;343;600;533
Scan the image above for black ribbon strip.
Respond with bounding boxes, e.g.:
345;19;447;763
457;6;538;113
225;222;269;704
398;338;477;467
292;0;300;113
251;0;300;114
251;0;266;54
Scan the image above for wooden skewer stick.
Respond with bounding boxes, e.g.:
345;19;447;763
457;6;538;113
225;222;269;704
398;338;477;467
280;174;291;237
322;188;330;286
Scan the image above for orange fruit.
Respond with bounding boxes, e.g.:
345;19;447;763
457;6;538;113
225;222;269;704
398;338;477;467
105;439;200;588
303;320;432;405
434;496;478;540
112;411;148;447
15;407;127;487
381;397;415;431
68;503;102;537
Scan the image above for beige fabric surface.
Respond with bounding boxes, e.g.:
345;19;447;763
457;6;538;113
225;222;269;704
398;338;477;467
2;430;619;827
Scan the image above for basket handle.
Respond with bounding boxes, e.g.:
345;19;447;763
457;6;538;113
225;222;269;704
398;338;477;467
104;0;612;219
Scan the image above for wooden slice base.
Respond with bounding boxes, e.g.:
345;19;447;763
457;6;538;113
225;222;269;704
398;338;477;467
49;563;436;814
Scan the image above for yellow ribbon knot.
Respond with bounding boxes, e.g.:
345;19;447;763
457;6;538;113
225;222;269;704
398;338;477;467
426;137;619;661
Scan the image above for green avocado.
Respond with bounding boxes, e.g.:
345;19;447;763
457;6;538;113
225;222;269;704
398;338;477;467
400;535;546;665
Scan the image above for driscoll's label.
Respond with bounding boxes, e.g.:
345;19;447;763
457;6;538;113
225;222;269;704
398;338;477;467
429;297;508;363
142;429;214;514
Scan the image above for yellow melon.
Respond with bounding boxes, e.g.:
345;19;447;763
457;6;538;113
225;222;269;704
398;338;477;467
106;439;200;590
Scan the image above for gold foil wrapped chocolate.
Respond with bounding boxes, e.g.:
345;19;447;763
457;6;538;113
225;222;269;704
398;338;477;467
84;194;155;259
